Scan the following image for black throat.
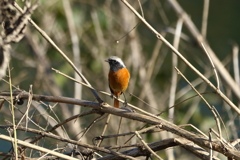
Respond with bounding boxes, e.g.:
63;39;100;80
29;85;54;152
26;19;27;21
110;62;124;72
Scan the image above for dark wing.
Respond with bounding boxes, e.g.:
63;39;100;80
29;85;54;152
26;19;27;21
109;83;114;95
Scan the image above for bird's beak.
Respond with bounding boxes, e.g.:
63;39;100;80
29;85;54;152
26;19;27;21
105;59;109;62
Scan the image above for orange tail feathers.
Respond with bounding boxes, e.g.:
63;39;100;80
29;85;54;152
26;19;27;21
113;92;121;108
114;99;119;108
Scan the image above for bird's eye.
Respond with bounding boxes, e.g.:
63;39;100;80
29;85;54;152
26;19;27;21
17;99;24;105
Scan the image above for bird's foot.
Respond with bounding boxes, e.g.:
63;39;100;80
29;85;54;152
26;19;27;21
110;94;114;99
123;100;128;107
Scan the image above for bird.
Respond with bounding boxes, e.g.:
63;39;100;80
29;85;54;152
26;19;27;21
105;56;130;108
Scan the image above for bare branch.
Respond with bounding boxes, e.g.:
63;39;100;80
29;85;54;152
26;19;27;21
120;0;240;115
0;91;239;159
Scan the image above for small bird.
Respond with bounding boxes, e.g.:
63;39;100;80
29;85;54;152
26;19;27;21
105;56;130;108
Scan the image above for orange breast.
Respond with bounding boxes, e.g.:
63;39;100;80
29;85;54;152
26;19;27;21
108;68;130;94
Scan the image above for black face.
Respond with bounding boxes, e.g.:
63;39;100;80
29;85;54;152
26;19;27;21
107;59;124;72
108;59;118;65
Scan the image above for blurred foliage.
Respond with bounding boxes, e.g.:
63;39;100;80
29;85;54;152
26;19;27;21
1;0;240;159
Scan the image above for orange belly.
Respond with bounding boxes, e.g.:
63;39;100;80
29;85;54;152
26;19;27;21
108;68;130;107
109;68;130;93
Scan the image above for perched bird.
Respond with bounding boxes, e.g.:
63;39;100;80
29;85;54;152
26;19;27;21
105;56;130;108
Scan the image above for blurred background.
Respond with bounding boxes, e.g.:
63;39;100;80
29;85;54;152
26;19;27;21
1;0;240;159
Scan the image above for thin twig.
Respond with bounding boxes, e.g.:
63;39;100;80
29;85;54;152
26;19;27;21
135;131;163;160
137;0;144;18
167;16;183;160
13;2;102;103
0;125;138;159
179;124;208;138
120;0;240;115
50;110;101;133
100;138;215;160
209;128;233;149
96;114;112;147
168;17;183;121
8;64;18;159
0;134;78;160
174;138;220;160
167;0;240;100
16;85;33;129
35;110;101;146
209;129;213;160
62;0;82;137
175;67;222;140
78;113;106;141
232;44;240;88
116;117;123;145
201;0;210;39
96;125;161;140
201;43;220;89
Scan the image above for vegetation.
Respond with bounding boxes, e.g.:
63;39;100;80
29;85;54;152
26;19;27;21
0;0;240;159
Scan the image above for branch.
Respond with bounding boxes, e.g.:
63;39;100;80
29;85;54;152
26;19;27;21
0;134;78;160
98;138;220;160
120;0;240;115
0;125;137;160
167;0;240;99
0;91;239;159
13;2;102;103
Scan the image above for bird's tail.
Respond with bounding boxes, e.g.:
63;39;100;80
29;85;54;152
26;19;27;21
114;99;119;108
113;93;121;108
